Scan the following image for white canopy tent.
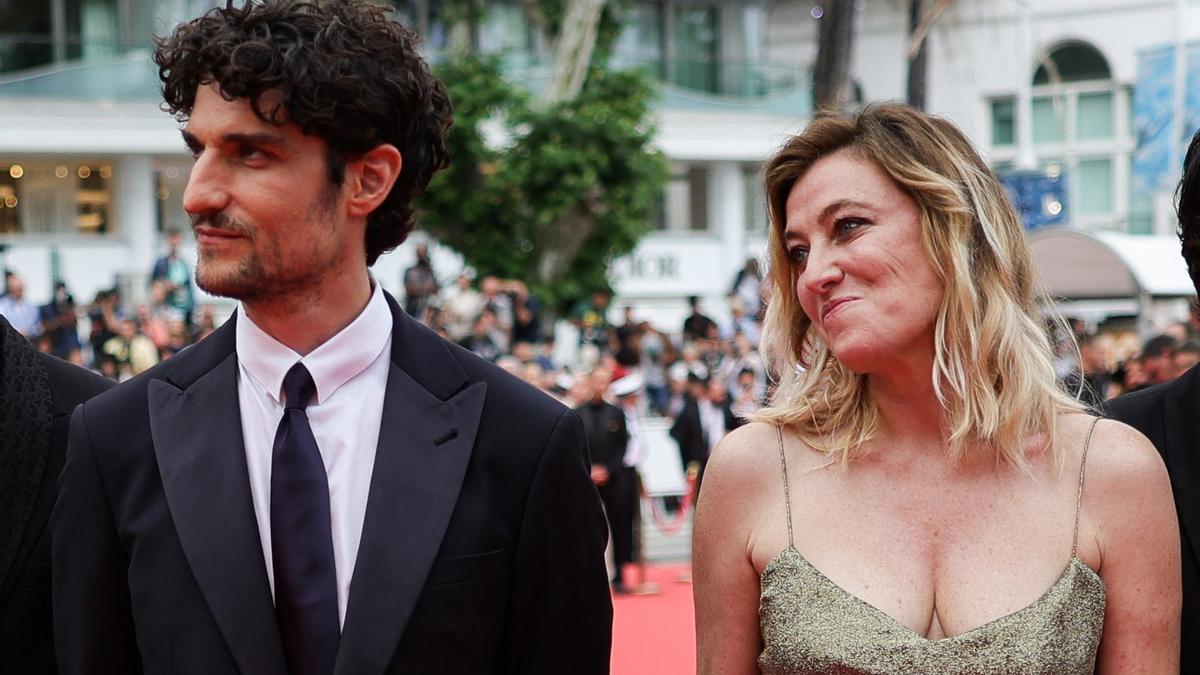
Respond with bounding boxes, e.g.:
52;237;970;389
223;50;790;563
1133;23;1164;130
1029;229;1195;330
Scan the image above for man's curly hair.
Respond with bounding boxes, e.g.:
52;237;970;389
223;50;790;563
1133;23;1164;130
1178;131;1200;297
154;0;452;265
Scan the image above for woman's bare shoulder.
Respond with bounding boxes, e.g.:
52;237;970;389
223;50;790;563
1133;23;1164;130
703;422;786;497
1067;415;1167;488
1063;415;1173;530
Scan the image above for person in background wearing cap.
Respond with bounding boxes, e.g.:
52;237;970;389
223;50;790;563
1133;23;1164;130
610;373;646;592
576;369;635;592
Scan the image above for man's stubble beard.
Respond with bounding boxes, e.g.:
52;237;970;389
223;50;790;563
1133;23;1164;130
192;179;344;304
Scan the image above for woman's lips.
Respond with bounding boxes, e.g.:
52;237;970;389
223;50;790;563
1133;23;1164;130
821;297;856;323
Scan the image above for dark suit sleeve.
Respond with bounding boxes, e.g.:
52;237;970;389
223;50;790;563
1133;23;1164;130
606;409;629;475
502;408;612;674
52;405;141;674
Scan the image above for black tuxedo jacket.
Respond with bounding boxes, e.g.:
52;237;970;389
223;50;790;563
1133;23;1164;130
52;294;612;674
1107;364;1200;672
576;401;629;475
670;396;741;469
0;317;111;674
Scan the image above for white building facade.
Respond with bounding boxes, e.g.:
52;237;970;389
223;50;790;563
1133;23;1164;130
0;0;1194;331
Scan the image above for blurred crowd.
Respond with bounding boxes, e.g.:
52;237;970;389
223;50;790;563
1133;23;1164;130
2;234;1198;435
1060;315;1200;411
0;232;218;381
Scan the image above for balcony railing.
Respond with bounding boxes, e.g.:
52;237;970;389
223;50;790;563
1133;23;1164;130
501;54;811;115
0;47;160;102
0;45;812;117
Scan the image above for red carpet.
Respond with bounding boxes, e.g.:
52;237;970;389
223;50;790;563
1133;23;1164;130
611;563;696;674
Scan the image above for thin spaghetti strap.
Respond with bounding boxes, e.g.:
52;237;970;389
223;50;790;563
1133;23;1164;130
1072;416;1101;558
776;424;795;549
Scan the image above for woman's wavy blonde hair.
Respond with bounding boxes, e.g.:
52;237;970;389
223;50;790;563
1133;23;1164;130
753;104;1082;468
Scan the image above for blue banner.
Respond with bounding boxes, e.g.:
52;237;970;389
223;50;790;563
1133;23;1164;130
1000;169;1069;231
1133;45;1175;194
1186;43;1200;148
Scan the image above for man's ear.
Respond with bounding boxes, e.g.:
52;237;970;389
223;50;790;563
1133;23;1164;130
345;143;402;218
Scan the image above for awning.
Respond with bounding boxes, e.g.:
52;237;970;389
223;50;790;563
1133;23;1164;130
1029;229;1194;299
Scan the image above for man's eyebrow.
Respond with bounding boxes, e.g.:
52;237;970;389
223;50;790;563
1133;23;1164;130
180;129;201;151
180;129;291;151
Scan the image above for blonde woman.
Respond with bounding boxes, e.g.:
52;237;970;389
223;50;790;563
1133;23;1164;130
692;105;1180;673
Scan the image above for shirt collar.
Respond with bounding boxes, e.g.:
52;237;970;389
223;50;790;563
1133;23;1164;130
236;280;392;406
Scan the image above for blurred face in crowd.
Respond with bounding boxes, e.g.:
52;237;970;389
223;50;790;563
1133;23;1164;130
472;311;494;337
512;341;534;363
1165;322;1189;343
151;279;170;305
588;369;611;402
737;370;755;392
6;276;23;300
1175;349;1200;376
1143;350;1175;384
1080;339;1106;374
521;362;544;387
784;151;943;376
481;276;500;298
1124;359;1148;390
734;333;752;358
707;380;728;404
182;84;362;303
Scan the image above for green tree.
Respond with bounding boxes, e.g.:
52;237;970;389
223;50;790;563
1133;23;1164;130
417;0;668;317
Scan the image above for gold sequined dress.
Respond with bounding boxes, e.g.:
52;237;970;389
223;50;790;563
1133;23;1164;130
758;421;1107;674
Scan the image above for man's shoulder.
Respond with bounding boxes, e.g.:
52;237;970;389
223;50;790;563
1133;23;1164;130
35;352;113;416
82;324;234;419
1106;366;1200;453
440;337;567;423
1108;367;1199;422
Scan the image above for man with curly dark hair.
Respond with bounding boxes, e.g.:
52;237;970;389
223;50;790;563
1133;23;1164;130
52;2;613;674
1108;130;1200;670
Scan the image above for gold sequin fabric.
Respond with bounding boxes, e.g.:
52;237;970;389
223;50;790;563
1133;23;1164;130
758;547;1106;674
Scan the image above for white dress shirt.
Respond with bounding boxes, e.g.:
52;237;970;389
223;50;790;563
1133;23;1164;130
236;281;392;627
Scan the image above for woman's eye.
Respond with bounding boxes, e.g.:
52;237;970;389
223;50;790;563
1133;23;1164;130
835;217;868;235
787;247;809;266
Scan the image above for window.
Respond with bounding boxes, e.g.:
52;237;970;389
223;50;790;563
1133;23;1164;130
0;0;133;75
0;161;112;236
988;41;1130;230
1033;43;1111;85
744;162;767;234
991;98;1015;147
660;163;709;232
613;2;664;76
1032;95;1066;144
1076;157;1114;216
1077;92;1114;140
155;163;190;233
670;6;719;93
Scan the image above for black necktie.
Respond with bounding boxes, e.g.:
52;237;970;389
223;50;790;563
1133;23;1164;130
271;362;339;675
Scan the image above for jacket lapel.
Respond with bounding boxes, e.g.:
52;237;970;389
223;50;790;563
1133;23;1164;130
336;297;485;675
1164;366;1200;567
148;349;287;675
